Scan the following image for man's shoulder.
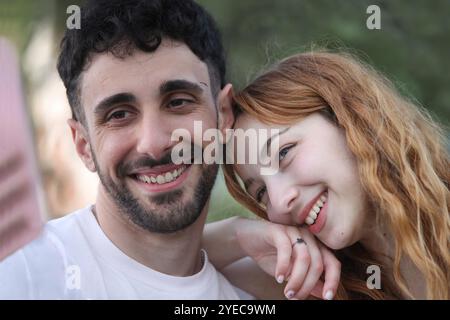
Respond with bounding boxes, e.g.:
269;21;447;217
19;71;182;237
0;225;64;298
0;206;95;299
0;206;91;265
46;205;92;230
18;206;93;256
2;207;90;261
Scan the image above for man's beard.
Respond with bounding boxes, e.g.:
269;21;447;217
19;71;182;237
93;152;218;233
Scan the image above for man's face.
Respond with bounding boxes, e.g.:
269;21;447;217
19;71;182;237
73;40;232;233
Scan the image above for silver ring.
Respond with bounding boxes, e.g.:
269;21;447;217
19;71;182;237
292;237;306;248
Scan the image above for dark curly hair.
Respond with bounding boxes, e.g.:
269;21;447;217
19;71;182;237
57;0;226;124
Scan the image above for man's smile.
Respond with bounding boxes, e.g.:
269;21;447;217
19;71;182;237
129;164;192;193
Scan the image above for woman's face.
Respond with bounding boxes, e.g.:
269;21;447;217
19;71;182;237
234;112;369;249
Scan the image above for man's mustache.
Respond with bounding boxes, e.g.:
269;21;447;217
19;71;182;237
117;143;203;178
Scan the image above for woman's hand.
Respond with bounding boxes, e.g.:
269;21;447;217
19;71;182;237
235;218;341;300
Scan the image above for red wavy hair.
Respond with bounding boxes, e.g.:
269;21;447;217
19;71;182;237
223;51;450;299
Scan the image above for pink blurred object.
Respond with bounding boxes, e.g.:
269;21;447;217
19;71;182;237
0;37;44;261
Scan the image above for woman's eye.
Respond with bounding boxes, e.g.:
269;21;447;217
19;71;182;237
278;145;293;161
256;186;267;203
168;98;194;109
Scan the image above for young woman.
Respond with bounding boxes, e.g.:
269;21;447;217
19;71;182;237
219;51;449;299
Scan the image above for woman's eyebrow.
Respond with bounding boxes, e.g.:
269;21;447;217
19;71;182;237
263;127;291;156
244;177;255;192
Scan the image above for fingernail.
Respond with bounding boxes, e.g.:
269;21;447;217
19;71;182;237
276;275;284;284
324;290;334;300
286;290;295;299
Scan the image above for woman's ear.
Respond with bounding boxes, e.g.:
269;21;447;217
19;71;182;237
217;83;235;143
67;119;96;172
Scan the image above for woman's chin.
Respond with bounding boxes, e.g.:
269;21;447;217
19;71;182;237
320;232;355;250
323;240;344;250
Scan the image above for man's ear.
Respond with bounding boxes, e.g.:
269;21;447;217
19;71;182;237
217;83;235;144
67;119;96;172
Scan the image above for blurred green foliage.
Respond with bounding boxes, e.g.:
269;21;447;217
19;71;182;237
1;0;449;221
197;0;450;126
0;0;53;52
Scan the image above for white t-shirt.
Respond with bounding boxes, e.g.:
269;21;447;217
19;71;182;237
0;206;251;300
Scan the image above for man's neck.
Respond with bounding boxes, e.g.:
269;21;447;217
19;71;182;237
93;186;207;277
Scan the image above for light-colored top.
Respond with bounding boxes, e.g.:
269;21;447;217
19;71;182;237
0;206;251;299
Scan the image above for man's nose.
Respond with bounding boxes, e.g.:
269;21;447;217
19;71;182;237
135;112;174;159
266;179;299;218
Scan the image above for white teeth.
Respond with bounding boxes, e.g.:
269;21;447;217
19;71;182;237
309;211;318;220
305;193;328;226
165;172;173;182
136;166;186;185
156;175;165;184
137;175;150;183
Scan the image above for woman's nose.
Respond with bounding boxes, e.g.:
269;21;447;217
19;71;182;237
266;181;299;218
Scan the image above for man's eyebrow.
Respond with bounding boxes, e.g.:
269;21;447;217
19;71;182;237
94;93;137;116
159;79;204;96
264;127;291;155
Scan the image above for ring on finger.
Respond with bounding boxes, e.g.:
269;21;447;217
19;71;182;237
292;237;306;248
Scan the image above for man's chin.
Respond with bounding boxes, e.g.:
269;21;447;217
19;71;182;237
98;163;217;233
139;189;185;208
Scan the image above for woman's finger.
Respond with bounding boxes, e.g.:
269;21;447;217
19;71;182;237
319;244;341;300
267;225;292;283
292;230;324;299
283;228;310;299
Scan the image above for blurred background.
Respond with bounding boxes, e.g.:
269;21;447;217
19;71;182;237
0;0;449;221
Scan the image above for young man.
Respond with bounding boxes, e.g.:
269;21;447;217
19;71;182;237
0;0;242;299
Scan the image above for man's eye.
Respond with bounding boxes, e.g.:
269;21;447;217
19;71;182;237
256;186;267;203
278;145;294;161
107;110;130;121
168;98;194;109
